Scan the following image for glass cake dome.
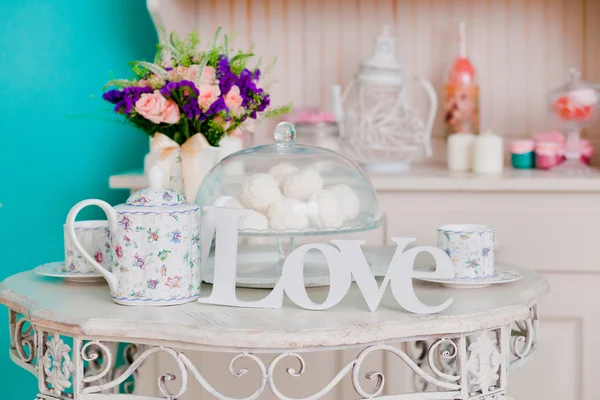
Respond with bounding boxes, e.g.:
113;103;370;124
195;121;382;237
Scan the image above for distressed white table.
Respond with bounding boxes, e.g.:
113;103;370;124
2;267;547;400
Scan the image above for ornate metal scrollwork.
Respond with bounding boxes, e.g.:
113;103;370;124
81;341;142;394
407;338;460;392
82;345;188;398
10;312;37;365
72;341;464;399
511;319;535;359
466;333;502;395
41;335;75;396
82;341;114;383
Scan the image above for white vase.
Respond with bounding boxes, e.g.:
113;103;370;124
145;134;244;203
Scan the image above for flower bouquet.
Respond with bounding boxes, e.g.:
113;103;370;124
103;28;289;201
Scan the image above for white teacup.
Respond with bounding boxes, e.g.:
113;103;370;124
63;221;111;273
437;224;495;279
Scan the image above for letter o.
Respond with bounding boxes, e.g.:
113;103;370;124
281;244;351;310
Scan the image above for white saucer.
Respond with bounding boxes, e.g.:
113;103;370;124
34;262;105;283
414;267;522;289
202;246;390;289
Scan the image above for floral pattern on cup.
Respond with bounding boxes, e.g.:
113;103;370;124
108;209;201;303
437;224;495;279
63;221;111;274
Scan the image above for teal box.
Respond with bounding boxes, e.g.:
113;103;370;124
511;151;535;169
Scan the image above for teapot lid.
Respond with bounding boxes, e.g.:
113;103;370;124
357;26;404;87
125;165;186;207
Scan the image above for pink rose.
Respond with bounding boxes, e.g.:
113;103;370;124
94;251;103;264
162;100;180;124
225;85;244;115
135;90;167;124
198;84;221;111
201;66;216;83
115;245;123;259
183;65;200;81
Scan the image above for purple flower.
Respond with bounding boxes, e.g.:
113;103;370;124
104;86;152;114
103;90;124;103
178;80;200;95
160;81;180;96
252;68;261;81
182;98;201;119
217;56;236;95
237;69;258;106
257;93;270;112
120;86;152;114
199;97;227;121
160;80;199;97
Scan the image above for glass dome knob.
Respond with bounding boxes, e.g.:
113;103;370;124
274;121;296;145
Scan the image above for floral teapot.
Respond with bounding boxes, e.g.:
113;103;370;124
65;165;202;306
331;26;437;172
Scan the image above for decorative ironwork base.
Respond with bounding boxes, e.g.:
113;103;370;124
7;307;539;400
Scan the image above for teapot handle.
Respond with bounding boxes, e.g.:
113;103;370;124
65;199;119;292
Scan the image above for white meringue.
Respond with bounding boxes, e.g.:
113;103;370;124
329;184;360;220
282;167;323;201
239;173;282;211
308;190;346;229
268;163;299;184
239;211;269;231
267;198;310;231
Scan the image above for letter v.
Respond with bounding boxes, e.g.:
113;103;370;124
331;238;416;311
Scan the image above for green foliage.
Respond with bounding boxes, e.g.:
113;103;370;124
131;64;148;78
229;51;255;75
264;103;293;119
103;79;138;90
203;118;226;146
130;61;167;79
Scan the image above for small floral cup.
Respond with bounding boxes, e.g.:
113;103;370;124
63;221;111;273
437;224;495;279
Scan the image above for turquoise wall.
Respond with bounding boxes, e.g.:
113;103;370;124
0;0;157;397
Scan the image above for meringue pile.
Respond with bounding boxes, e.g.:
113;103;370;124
214;163;360;232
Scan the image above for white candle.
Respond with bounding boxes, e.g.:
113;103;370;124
447;132;475;172
472;131;504;174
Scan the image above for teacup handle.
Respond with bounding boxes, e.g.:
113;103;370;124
66;199;118;292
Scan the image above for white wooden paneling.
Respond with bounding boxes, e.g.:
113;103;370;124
149;0;600;161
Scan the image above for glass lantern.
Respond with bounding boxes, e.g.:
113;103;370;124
195;122;382;286
331;26;438;172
